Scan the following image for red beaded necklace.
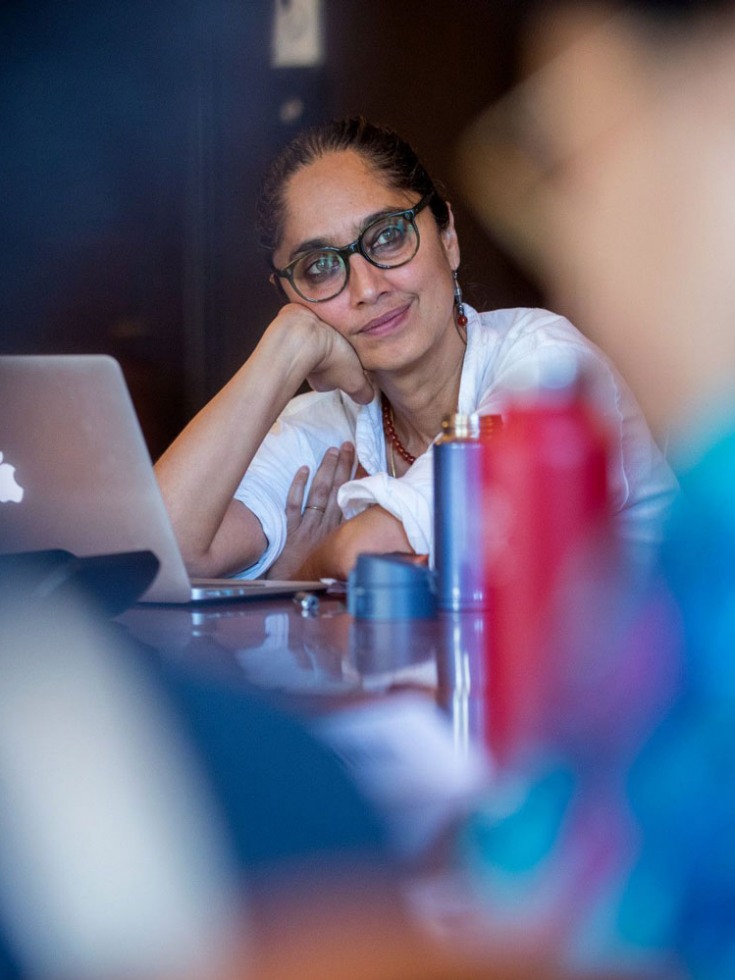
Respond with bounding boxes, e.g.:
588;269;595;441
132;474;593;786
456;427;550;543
381;393;417;467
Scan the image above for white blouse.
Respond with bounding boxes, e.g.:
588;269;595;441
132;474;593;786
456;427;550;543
233;306;677;577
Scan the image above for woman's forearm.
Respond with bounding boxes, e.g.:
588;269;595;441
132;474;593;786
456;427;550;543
294;506;414;581
155;323;321;574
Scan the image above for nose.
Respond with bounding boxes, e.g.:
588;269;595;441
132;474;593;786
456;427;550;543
346;253;388;305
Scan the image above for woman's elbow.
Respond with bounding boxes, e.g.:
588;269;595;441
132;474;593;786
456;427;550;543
179;545;228;579
181;533;264;580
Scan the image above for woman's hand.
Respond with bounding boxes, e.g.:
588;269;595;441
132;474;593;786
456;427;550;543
266;442;356;581
266;304;374;405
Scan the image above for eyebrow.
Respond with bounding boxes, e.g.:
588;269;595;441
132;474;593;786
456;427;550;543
286;202;412;263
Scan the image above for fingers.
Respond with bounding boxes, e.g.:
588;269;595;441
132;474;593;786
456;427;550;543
302;321;374;404
308;358;374;404
270;445;356;580
285;443;355;537
305;443;355;520
285;466;309;531
327;442;356;511
264;304;353;380
343;371;375;406
305;447;340;513
267;305;375;405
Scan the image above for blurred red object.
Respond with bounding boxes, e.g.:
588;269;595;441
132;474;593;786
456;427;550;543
486;355;611;767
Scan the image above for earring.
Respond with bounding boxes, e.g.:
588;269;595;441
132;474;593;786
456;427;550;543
453;269;468;328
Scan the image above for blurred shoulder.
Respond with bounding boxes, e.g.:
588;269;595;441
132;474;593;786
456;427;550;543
472;306;592;348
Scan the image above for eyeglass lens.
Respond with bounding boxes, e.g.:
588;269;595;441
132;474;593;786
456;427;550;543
291;211;419;302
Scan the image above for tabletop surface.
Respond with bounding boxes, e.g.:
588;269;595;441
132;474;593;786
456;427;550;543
116;594;494;864
117;595;459;708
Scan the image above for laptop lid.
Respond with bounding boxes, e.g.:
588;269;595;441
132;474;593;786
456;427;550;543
0;355;324;604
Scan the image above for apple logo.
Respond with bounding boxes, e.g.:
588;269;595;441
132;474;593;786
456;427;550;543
0;451;24;503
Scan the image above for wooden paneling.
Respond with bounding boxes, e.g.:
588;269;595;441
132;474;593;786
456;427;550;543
1;0;538;456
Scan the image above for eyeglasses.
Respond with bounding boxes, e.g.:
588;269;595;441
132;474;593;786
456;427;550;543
270;192;433;303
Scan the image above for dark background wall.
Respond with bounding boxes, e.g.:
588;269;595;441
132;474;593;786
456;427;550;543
1;0;539;459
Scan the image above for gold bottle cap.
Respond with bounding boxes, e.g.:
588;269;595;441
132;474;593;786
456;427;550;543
440;412;502;440
441;412;479;439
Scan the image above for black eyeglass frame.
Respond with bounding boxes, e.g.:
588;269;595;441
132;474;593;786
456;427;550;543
269;192;434;303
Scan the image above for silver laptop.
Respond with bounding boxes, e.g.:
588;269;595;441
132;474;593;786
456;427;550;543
0;355;326;603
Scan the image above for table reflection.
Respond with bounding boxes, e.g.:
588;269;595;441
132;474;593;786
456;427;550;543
435;612;490;762
117;598;439;699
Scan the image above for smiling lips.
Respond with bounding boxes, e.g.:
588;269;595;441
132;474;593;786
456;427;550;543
359;303;411;337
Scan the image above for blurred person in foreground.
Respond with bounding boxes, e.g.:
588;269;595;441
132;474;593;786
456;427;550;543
456;1;735;978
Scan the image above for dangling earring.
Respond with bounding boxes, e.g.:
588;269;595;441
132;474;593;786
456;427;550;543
453;269;468;328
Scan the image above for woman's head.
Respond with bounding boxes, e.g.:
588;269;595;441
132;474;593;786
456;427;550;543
258;121;462;379
256;116;450;255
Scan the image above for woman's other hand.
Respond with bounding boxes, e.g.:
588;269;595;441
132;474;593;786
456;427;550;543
266;442;356;581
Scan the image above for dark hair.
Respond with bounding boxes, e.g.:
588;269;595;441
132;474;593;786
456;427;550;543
256;116;450;254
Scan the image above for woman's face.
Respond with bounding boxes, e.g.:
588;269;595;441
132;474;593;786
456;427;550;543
272;149;461;375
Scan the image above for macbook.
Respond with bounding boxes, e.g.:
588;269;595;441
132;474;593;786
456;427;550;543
0;355;326;603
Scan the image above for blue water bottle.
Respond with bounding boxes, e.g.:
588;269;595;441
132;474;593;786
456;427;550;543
433;412;501;611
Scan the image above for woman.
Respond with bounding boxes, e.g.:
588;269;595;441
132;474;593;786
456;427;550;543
155;116;675;582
